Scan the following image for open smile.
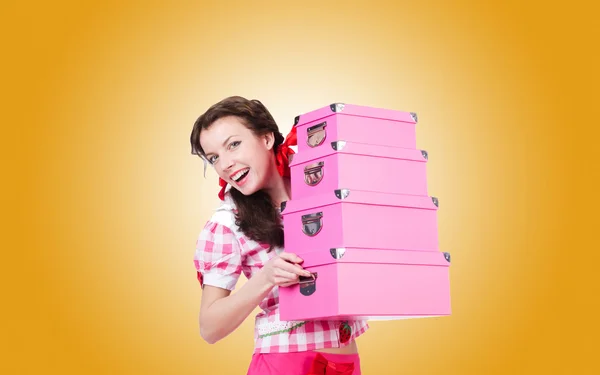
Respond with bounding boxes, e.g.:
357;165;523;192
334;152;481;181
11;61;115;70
230;168;250;185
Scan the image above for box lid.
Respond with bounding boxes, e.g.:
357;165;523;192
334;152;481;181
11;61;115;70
281;189;439;215
294;103;418;128
289;140;429;167
298;248;451;268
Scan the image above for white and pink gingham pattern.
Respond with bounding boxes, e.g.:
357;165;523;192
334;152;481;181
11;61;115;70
193;193;369;354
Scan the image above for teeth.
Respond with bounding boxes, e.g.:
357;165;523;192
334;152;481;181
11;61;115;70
232;168;249;182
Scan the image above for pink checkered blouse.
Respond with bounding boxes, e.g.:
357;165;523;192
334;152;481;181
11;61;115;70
193;191;369;354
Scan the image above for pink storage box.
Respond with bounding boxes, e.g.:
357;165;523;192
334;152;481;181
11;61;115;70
278;248;452;321
289;140;429;200
281;189;440;253
293;103;418;152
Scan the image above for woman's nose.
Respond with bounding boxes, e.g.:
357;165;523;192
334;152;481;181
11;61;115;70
220;155;235;171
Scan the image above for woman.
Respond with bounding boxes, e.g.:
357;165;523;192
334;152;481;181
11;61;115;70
190;96;369;374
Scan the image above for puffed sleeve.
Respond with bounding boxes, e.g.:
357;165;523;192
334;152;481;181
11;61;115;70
193;220;243;291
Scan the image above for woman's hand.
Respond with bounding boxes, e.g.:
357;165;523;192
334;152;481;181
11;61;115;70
261;251;313;288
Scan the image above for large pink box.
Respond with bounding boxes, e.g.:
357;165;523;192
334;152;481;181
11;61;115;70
289;140;429;200
278;247;452;321
281;189;440;253
293;103;418;152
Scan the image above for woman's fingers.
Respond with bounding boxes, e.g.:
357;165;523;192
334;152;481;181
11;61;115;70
278;251;303;264
277;252;312;277
276;259;311;277
295;264;312;277
278;269;315;288
274;268;299;282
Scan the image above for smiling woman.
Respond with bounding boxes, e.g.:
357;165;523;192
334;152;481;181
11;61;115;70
202;116;278;205
190;97;291;250
189;96;367;374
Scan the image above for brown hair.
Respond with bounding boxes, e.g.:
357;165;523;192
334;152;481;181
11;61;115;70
190;96;285;251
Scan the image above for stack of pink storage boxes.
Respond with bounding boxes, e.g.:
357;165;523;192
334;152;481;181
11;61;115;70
279;103;452;322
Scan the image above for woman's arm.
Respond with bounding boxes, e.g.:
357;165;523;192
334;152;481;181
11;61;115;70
199;252;310;344
199;269;272;344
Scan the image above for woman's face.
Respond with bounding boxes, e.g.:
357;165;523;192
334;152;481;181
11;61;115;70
200;116;275;196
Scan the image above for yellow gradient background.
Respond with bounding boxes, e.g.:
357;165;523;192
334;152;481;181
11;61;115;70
2;1;598;374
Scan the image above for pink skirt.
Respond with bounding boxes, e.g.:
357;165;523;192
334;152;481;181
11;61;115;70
247;351;361;375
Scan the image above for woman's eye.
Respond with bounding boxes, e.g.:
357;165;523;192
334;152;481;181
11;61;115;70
208;155;218;163
229;141;241;149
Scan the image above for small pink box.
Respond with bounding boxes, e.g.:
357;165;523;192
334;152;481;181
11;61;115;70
289;140;429;200
293;103;418;153
281;189;440;253
278;248;452;321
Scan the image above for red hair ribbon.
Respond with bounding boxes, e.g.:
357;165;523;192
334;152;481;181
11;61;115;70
305;353;356;375
218;126;297;200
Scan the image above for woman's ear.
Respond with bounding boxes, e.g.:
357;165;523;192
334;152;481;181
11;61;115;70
263;132;275;150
